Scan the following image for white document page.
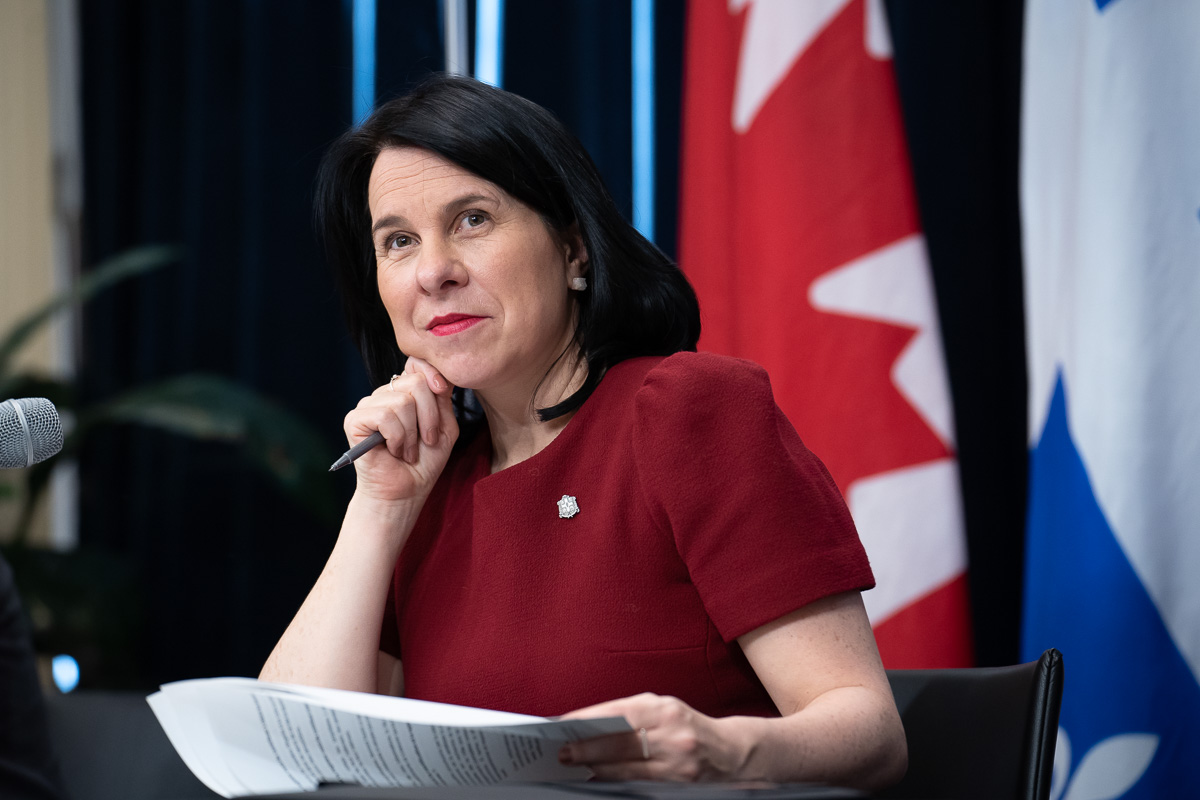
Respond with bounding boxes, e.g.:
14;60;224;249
148;678;630;798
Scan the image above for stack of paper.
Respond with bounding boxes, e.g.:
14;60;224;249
148;679;630;797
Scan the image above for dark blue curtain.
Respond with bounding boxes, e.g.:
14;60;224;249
885;0;1027;668
75;0;1024;688
78;0;427;685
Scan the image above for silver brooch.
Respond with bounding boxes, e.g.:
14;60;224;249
557;495;580;519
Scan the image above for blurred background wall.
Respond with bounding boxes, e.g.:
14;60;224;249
0;0;71;551
1;0;1025;689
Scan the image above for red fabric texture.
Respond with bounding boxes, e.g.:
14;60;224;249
381;352;873;717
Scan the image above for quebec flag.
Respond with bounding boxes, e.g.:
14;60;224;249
1020;2;1200;799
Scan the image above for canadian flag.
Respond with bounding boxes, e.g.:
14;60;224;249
679;0;971;667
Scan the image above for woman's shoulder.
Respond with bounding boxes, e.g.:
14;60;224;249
648;350;769;384
621;351;775;415
579;353;778;440
607;351;771;394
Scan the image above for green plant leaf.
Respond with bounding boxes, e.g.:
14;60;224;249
0;244;343;545
0;245;182;379
83;374;340;524
90;376;250;440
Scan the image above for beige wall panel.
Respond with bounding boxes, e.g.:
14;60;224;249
0;0;56;374
0;0;57;548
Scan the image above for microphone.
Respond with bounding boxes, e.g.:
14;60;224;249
0;398;64;469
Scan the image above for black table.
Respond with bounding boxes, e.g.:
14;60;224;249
241;783;865;800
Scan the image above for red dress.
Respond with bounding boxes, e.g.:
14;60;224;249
381;352;873;718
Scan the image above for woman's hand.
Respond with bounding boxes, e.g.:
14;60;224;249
557;694;749;782
260;356;453;693
556;594;907;790
344;356;459;505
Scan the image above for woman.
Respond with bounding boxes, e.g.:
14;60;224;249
261;73;906;790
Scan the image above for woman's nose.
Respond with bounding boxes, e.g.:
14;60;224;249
415;241;466;294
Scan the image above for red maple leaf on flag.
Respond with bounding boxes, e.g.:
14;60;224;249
680;0;971;667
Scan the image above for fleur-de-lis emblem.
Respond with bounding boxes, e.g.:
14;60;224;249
557;495;580;519
1050;726;1158;800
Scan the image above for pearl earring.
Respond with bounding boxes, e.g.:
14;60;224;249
570;276;588;291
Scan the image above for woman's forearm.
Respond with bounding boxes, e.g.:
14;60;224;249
258;493;423;692
723;686;906;790
560;595;906;788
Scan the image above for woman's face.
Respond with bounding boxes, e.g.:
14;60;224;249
367;147;587;400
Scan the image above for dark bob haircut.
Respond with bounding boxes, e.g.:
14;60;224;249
315;73;700;420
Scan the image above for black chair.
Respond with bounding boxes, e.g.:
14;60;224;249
881;648;1063;800
43;690;214;800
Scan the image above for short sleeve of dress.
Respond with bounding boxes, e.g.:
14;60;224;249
632;352;874;642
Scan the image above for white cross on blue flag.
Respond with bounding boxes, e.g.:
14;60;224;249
1021;1;1200;798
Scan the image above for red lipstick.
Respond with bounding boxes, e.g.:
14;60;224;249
427;314;485;336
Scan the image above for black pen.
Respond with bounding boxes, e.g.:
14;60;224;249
328;431;385;472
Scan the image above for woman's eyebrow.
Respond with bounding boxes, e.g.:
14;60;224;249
441;193;497;213
371;215;403;237
370;193;498;238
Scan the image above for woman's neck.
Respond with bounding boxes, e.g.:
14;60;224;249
475;350;587;473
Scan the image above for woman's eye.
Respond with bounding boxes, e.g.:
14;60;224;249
387;234;412;250
462;212;487;229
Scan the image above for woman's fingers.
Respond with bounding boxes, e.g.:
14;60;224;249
340;363;458;504
558;694;658;770
560;729;650;769
410;380;442;447
383;396;421;463
403;357;456;446
404;355;451;396
434;381;460;442
345;399;414;463
351;369;449;462
558;694;735;782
